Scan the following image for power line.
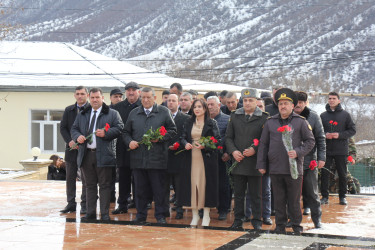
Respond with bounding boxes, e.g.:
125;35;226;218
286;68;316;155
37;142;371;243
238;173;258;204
1;48;375;62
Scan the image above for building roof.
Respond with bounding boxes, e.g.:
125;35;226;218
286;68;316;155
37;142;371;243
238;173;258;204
0;41;252;93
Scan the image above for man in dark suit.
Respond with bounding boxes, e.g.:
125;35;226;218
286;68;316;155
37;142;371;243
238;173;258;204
71;88;123;221
166;94;190;219
124;87;177;224
60;86;89;214
111;82;141;214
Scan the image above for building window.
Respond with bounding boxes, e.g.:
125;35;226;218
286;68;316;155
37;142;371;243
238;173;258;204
30;110;65;153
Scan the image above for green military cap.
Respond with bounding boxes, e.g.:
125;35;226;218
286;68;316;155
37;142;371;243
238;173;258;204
275;88;298;106
241;88;258;99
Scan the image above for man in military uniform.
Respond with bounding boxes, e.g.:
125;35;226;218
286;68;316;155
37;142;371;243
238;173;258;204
226;88;269;230
257;88;315;234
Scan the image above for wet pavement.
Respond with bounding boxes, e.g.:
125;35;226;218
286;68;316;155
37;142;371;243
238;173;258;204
0;180;375;249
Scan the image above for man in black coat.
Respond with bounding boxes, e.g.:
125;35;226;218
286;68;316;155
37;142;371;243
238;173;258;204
207;96;231;221
60;86;89;214
294;91;326;228
71;88;123;221
220;91;243;115
320;92;356;205
124;87;177;224
166;94;190;219
111;82;141;214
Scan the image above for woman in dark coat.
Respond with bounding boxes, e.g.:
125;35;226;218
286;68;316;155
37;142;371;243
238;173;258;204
47;155;66;180
179;98;221;226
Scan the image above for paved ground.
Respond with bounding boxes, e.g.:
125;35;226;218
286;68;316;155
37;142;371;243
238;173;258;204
0;180;374;249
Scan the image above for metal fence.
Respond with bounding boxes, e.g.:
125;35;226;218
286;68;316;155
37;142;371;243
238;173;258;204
348;164;375;194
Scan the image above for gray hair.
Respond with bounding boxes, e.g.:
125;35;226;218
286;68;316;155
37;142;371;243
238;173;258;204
207;96;220;104
141;87;155;96
225;91;236;99
180;92;192;100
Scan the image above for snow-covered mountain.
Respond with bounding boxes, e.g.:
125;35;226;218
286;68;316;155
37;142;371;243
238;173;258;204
2;0;375;92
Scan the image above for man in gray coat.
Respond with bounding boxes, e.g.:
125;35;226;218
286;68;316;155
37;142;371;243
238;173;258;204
257;88;315;234
226;89;269;230
293;91;325;229
124;87;177;224
71;88;124;221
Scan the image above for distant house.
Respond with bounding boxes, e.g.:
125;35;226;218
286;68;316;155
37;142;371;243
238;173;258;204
0;41;248;170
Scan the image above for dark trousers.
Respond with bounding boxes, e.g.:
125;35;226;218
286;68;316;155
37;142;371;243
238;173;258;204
271;174;303;231
133;169;167;220
65;160;86;207
246;174;271;219
321;155;347;199
81;150;113;216
110;167;116;199
218;160;231;214
302;168;322;224
117;166;133;208
165;173;183;214
233;175;262;222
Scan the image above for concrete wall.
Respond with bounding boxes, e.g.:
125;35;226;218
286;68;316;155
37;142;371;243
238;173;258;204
0;89;165;170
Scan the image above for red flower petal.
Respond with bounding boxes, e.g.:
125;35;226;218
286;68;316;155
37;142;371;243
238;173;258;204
159;126;167;136
347;156;354;163
105;123;110;131
253;139;259;146
329;120;333;124
333;122;338;126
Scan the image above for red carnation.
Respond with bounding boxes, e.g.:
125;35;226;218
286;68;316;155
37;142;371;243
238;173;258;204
277;126;285;132
309;160;317;170
104;123;110;132
210;136;218;144
329;120;333;124
253;139;259;146
159;126;167;136
285;125;292;132
217;146;223;150
173;142;180;150
333;121;338;126
347;155;354;163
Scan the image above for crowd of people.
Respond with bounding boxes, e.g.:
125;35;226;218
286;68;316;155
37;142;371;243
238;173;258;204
57;81;356;234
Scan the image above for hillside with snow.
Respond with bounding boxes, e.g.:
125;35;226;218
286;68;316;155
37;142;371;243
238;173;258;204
2;0;375;92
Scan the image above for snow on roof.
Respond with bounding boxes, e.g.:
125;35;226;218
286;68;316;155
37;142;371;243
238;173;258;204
0;41;252;93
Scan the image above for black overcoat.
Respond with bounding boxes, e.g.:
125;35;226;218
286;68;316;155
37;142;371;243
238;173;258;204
178;117;221;208
167;111;190;174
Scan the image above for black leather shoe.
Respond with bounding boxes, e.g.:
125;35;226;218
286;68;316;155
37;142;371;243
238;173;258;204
292;226;303;235
339;197;347;205
60;204;76;213
218;212;227;221
175;213;183;219
81;214;96;221
147;203;152;209
286;219;292;228
80;206;87;214
112;207;128;214
251;219;262;230
320;197;329;204
132;217;146;223
229;220;244;230
157;218;167;224
263;218;273;225
274;226;286;234
101;214;111;221
303;207;311;215
314;221;322;228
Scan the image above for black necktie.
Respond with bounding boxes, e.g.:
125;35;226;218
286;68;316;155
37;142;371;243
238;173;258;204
88;111;97;138
145;110;150;116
